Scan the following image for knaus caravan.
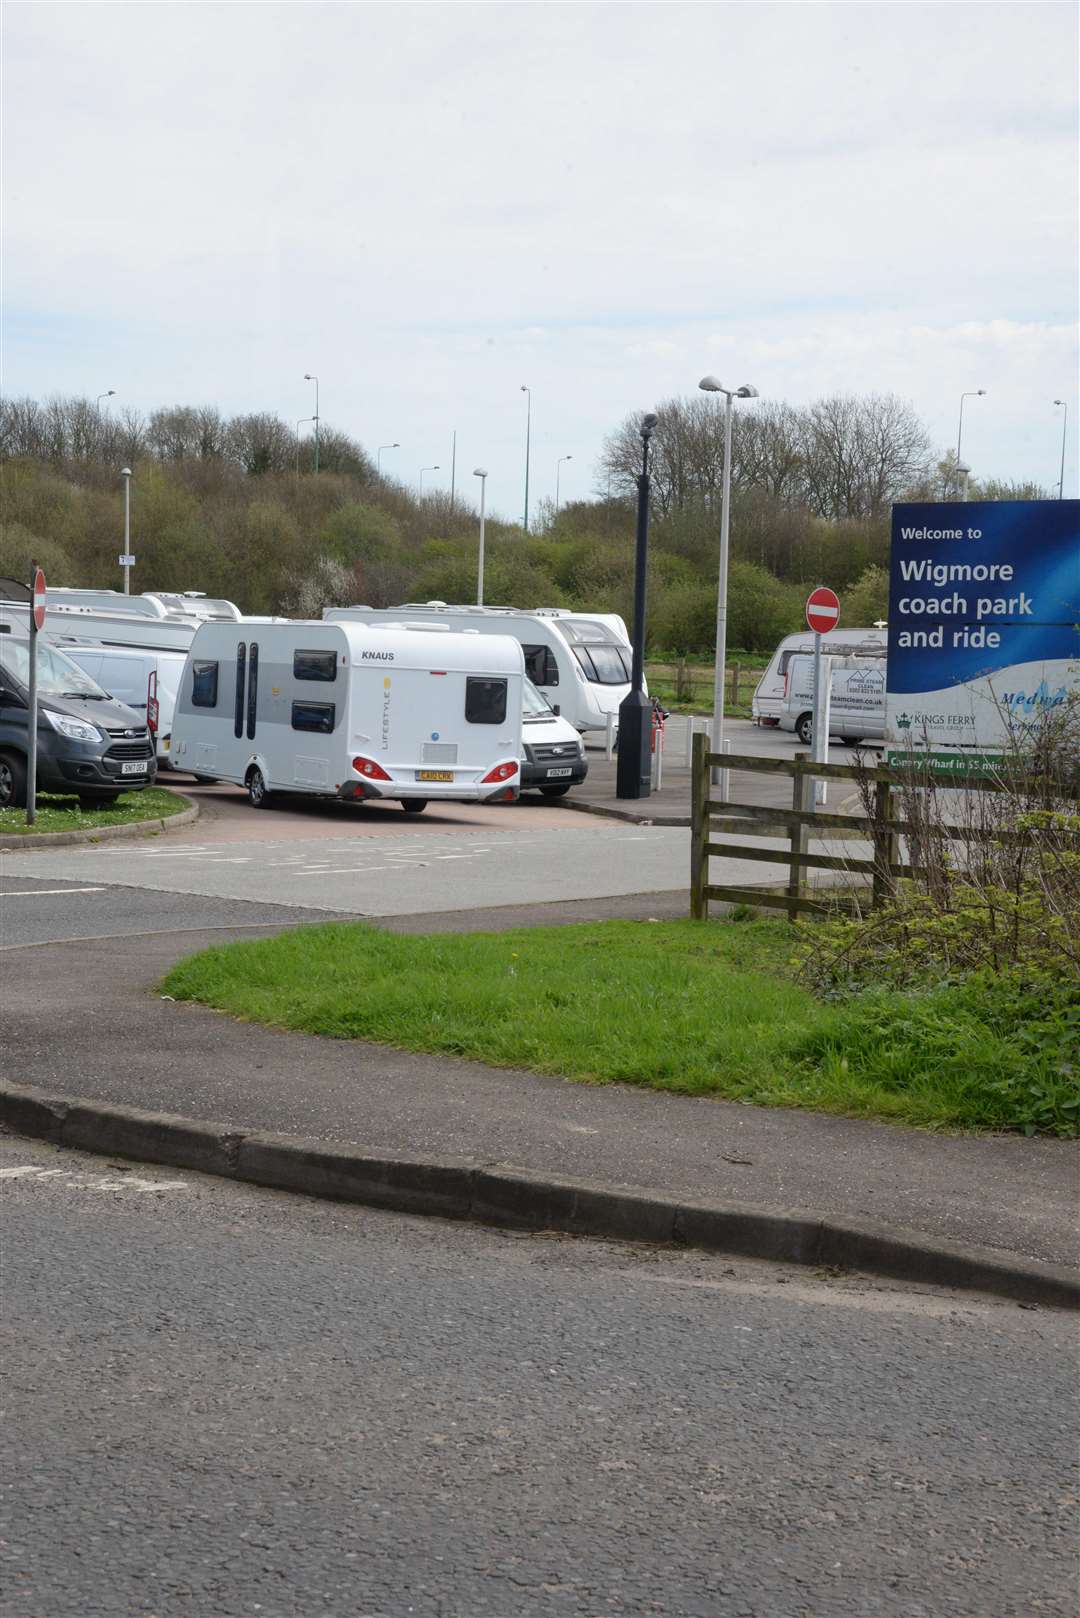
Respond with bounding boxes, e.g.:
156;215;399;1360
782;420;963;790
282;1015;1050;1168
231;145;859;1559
325;604;638;734
780;654;887;745
753;628;887;724
171;619;525;811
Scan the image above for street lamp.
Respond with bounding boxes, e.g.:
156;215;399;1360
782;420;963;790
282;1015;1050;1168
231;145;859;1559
119;467;133;595
615;413;659;800
296;417;314;477
419;465;439;498
698;376;759;777
473;468;488;606
520;385;532;532
303;373;320;472
956;388;986;466
1053;401;1068;499
555;454;572;514
377;442;400;476
96;390;115;410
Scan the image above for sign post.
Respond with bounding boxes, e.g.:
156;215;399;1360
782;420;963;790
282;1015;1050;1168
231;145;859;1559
27;563;46;825
805;586;840;807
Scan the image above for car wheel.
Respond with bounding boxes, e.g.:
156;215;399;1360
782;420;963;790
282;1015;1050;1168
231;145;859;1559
401;799;428;814
247;767;271;808
0;751;27;809
539;783;572;798
796;713;813;745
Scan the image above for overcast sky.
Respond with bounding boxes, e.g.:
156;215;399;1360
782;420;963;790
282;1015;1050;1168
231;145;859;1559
4;1;1077;519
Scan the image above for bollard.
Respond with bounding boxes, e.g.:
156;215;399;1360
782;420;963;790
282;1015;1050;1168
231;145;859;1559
605;711;616;761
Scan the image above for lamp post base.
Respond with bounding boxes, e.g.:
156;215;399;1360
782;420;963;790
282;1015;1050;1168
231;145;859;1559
615;689;652;799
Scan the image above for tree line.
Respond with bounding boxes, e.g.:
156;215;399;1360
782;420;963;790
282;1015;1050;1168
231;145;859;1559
0;392;1050;659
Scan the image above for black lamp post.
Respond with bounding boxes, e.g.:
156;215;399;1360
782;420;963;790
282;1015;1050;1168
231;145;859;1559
616;412;658;799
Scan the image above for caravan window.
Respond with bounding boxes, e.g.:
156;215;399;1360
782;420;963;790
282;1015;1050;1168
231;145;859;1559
572;644;630;685
465;677;507;725
522;643;559;686
246;643;259;738
293;649;337;682
233;643;246;737
191;661;219;707
291;700;336;734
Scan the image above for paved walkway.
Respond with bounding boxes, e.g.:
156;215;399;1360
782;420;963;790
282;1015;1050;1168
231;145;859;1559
3;891;1075;1272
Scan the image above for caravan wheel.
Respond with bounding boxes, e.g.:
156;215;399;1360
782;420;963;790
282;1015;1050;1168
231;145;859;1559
247;766;272;808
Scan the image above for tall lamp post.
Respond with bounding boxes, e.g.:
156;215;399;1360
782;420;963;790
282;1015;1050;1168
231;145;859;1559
698;376;758;779
96;390;115;411
956;388;985;469
473;468;488;606
1053;400;1068;499
377;442;400;476
615;413;659;800
555;454;572;514
520;385;532;532
419;465;439;498
304;373;320;472
120;466;133;595
296;417;314;477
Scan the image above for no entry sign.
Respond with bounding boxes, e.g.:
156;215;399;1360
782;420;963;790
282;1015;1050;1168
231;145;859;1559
32;566;47;632
805;586;840;635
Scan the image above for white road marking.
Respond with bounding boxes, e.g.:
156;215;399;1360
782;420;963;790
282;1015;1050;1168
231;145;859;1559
1;887;106;897
0;1164;188;1192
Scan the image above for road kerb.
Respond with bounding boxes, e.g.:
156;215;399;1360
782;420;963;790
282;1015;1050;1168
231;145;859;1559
0;798;198;852
1;1079;1076;1311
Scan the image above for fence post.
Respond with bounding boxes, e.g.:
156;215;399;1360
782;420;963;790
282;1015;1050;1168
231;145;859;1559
690;728;709;920
787;751;812;923
870;775;896;910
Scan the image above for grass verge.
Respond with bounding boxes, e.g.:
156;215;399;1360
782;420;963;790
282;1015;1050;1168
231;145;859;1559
0;787;188;837
161;918;1079;1134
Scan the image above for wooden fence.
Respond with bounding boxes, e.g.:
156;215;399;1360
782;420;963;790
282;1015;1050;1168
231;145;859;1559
688;732;1075;922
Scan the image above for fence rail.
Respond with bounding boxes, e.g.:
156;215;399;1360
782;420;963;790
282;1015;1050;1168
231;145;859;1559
689;734;1076;922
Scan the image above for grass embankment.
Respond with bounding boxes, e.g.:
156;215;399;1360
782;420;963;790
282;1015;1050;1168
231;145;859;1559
161;918;1080;1135
0;788;187;837
645;656;769;721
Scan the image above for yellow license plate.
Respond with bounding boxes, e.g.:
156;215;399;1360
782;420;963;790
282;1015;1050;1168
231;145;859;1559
417;770;453;782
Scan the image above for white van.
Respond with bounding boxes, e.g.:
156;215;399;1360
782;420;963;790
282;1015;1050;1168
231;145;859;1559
521;678;587;796
753;628;887;725
171;618;525;813
780;654;887;745
59;645;187;767
325;603;637;735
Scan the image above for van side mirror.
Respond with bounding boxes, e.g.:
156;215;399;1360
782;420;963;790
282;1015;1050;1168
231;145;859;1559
552;704;560;716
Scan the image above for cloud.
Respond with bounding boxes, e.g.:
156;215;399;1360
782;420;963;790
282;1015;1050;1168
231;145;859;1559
2;2;1076;513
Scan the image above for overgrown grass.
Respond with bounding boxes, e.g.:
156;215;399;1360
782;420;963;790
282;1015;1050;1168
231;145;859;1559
0;787;187;836
161;918;1079;1134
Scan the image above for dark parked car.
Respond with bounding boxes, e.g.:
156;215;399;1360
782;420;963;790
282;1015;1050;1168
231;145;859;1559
0;626;157;809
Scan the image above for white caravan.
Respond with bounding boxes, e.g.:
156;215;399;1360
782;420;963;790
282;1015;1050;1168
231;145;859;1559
752;627;887;724
35;588;242;621
60;645;188;767
171;619;525;812
324;603;637;734
779;654;887;745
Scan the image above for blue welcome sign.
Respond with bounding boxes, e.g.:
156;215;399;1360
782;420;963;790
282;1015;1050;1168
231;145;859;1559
885;500;1079;755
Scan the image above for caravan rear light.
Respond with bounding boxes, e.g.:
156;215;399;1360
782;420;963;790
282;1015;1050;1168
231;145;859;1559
481;761;519;783
352;756;392;781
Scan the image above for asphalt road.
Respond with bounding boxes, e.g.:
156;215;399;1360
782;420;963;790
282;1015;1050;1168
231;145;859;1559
3;1135;1075;1618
